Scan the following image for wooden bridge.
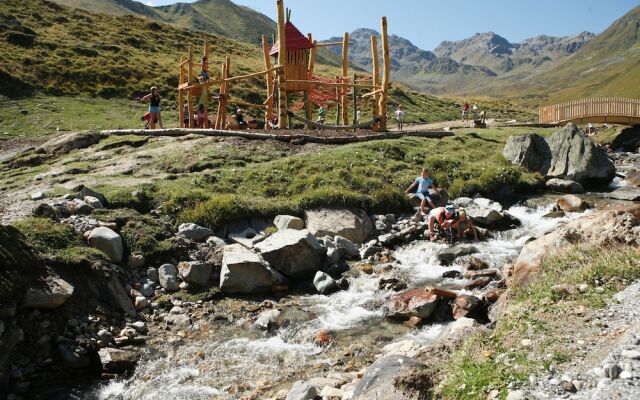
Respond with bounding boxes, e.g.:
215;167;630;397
538;98;640;125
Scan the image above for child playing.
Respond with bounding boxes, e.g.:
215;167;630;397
200;56;209;82
182;104;189;127
196;104;207;128
394;105;405;131
405;168;436;214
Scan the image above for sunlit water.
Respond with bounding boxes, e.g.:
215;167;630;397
92;202;583;400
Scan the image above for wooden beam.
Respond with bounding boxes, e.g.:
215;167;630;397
276;0;287;129
371;35;381;130
308;35;317;78
315;41;355;47
203;41;210;127
379;17;390;131
262;35;274;128
225;65;282;83
283;80;379;89
341;32;349;125
188;45;194;84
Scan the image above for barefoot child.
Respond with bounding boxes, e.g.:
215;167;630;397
200;56;209;82
405;168;436;214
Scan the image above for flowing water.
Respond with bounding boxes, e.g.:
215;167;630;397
92;202;585;400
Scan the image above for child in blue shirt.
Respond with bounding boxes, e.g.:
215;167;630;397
405;168;436;214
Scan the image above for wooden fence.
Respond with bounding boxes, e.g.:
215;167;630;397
538;98;640;125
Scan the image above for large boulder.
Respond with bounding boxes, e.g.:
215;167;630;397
546;123;615;185
105;275;136;316
409;188;450;208
511;204;640;286
38;131;107;155
304;208;373;243
503;133;551;173
253;229;325;279
87;227;123;263
22;277;74;309
220;244;284;294
503;124;615;186
353;356;427;400
464;198;518;229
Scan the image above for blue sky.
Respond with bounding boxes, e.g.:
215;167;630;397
141;0;638;50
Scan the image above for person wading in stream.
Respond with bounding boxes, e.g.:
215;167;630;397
427;205;456;241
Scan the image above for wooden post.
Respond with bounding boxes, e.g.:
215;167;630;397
341;32;349;125
352;73;357;131
304;33;316;128
336;77;341;125
215;62;227;129
371;35;380;130
188;45;194;84
308;35;317;77
220;57;231;129
276;0;287;129
378;17;390;131
261;35;274;128
179;56;184;128
203;42;210;127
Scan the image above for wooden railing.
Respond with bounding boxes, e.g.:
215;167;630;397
538;98;640;124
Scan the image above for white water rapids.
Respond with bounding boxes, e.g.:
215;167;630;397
92;202;584;400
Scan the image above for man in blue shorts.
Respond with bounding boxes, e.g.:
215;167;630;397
405;168;437;214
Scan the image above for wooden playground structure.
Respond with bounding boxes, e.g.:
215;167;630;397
177;0;391;131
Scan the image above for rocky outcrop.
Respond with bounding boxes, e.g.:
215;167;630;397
503;124;615;186
606;187;640;201
37;131;107;155
220;244;284;294
352;356;427;400
87;227;123;263
304;208;373;243
511;204;640;286
254;229;325;279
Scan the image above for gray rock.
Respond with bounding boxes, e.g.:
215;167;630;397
334;235;359;258
304;208;373;243
503;133;552;174
326;246;343;264
274;215;305;230
286;380;317;400
31;192;45;200
375;220;388;231
73;199;94;215
77;186;107;206
546;178;585;194
606;186;640;201
106;275;136;316
206;235;227;247
220;244;284;294
158;264;179;291
178;223;214;242
453;197;474;207
98;347;139;373
97;329;113;344
147;267;159;283
127;254;145;268
254;229;325;279
353;356;426;400
313;271;339;294
139;283;155;297
177;261;212;286
228;227;265;248
437;244;479;265
22;277;74;310
87;227;123;263
83;195;104;209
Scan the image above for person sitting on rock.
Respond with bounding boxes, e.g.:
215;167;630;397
405;168;437;214
447;207;479;241
428;205;456;241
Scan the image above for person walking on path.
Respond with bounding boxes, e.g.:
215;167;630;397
405;168;436;215
462;101;469;121
140;86;164;129
394;105;405;131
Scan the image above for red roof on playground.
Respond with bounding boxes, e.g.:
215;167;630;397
269;21;314;55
